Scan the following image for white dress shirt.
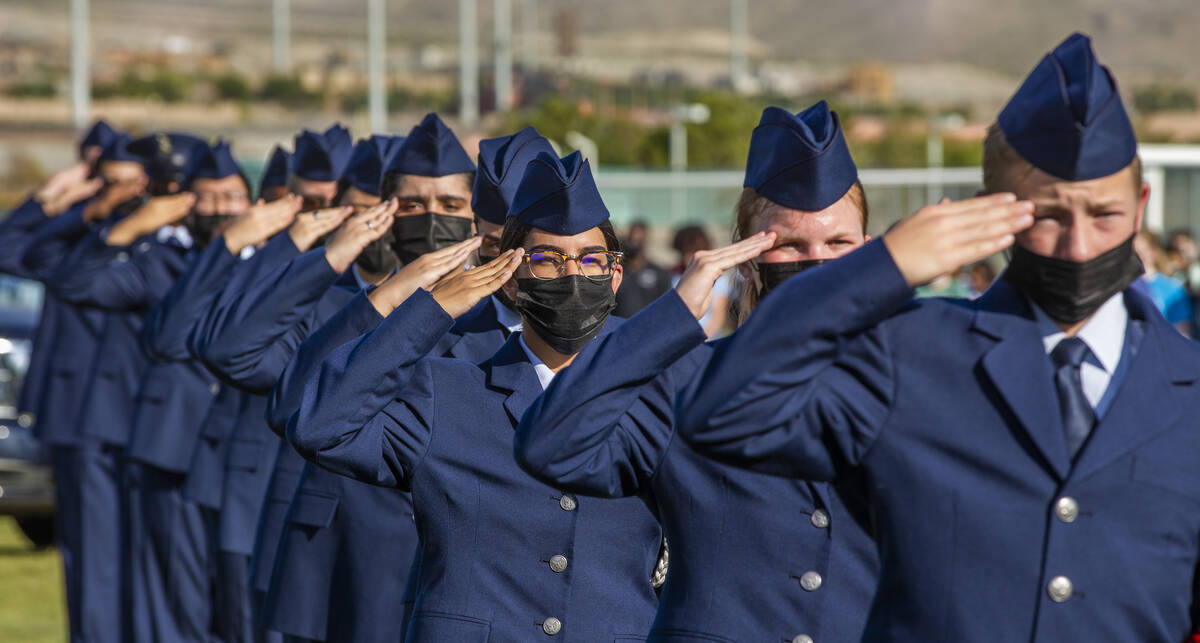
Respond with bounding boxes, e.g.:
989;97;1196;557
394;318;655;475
1032;292;1128;413
492;296;524;334
517;332;556;391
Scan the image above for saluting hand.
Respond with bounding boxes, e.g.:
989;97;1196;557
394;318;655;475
883;193;1034;287
431;249;524;319
369;236;483;317
105;192;196;246
82;174;148;223
35;161;103;216
223;194;303;254
675;231;776;320
288;205;353;252
323;199;399;274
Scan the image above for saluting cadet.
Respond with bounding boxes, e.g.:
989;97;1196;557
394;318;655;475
253;116;477;643
263;125;551;641
676;32;1200;642
516;102;881;643
287;150;664;642
190;133;400;643
0;122;124;643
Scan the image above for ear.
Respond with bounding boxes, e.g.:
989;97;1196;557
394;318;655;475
863;234;872;243
1134;181;1150;233
610;264;623;295
502;276;518;302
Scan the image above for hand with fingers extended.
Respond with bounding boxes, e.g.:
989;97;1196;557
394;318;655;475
82;175;148;223
288;205;354;252
35;161;103;216
431;249;524;319
369;236;483;316
883;193;1034;287
223;194;303;254
105;192;197;246
323;199;399;274
675;231;777;320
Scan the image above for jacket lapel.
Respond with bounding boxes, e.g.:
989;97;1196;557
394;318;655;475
971;279;1072;480
484;334;545;426
1069;291;1194;482
448;298;506;360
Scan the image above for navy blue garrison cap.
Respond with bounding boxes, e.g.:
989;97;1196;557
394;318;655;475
79;120;118;157
473;126;556;225
383;113;476;178
98;133;146;164
744;101;858;212
260;146;290;193
127;132;208;185
509;151;609;235
290;123;353;182
341;137;402;197
998;32;1137;181
187;140;247;188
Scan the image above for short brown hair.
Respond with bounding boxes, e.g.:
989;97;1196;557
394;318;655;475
982;123;1142;193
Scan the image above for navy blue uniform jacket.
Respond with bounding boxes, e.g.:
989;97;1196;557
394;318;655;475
516;289;879;643
287;291;662;642
677;239;1200;642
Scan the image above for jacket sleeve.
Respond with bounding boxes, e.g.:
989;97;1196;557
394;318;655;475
674;239;915;479
195;247;340;391
286;289;457;489
19;205;91;280
140;240;241;362
515;289;708;498
265;290;385;434
50;233;184;312
0;198;50;278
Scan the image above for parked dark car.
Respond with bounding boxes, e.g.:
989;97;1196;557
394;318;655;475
0;275;54;547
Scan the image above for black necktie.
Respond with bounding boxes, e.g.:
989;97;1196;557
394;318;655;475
1050;337;1095;459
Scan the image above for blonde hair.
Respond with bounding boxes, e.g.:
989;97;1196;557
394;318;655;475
730;183;868;325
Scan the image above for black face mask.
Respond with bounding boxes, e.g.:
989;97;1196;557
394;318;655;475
515;275;616;355
756;259;829;296
356;233;400;275
391;213;474;265
1003;234;1143;324
187;213;237;248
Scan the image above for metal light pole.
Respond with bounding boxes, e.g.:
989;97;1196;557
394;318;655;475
669;104;711;221
459;0;479;128
494;0;514;112
367;0;387;132
730;0;748;92
273;0;291;72
70;0;90;129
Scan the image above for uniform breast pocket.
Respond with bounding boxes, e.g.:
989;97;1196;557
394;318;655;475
226;440;265;472
285;491;340;530
135;376;170;404
647;629;736;642
1132;455;1200;503
407;612;491;642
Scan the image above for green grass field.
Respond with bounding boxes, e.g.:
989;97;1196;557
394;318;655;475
0;517;65;642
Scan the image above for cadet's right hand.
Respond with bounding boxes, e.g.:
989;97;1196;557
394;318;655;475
675;231;776;320
369;236;483;317
287;206;353;252
431;249;524;319
223;194;302;254
105;192;196;246
323;199;398;274
883;193;1034;287
35;161;103;216
82;174;148;222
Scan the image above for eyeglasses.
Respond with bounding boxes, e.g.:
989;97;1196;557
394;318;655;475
300;195;329;212
523;249;623;280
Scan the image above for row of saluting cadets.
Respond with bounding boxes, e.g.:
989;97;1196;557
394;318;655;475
4;31;1200;643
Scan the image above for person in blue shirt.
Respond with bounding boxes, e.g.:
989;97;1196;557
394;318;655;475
287;150;665;641
1134;227;1193;336
515;101;884;643
676;32;1200;642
